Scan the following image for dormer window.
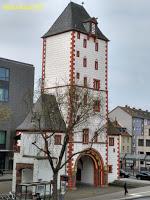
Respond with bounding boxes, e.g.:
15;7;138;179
83;17;97;36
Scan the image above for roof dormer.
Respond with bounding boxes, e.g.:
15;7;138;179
83;17;98;35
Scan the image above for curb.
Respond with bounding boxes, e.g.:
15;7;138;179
0;179;12;182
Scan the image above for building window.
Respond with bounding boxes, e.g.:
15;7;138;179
149;129;150;136
76;73;80;79
93;132;98;143
109;137;114;146
139;151;144;154
84;94;87;106
83;39;87;48
146;140;150;147
108;165;112;173
0;131;6;149
95;43;98;51
93;100;100;112
0;88;9;102
140;161;144;165
0;68;9;81
77;32;80;39
122;146;125;151
93;79;100;90
127;146;129;153
0;68;9;102
95;61;98;70
76;51;80;57
83;57;87;67
83;129;89;144
54;135;61;145
138;139;144;146
84;77;87;87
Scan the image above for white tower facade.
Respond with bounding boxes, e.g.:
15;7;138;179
42;2;118;188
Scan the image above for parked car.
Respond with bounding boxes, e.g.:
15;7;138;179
120;169;130;178
136;171;150;180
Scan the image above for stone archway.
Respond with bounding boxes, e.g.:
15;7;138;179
74;148;105;187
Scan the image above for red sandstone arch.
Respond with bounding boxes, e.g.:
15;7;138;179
74;148;104;187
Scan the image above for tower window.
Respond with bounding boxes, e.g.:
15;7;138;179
95;61;98;70
54;135;61;145
93;79;100;90
77;32;80;39
93;100;100;112
83;39;87;48
76;51;80;57
83;129;89;144
83;57;87;67
84;94;87;106
95;43;98;51
84;77;87;87
109;137;114;146
76;73;80;79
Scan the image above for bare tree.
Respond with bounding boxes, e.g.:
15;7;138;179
29;85;105;200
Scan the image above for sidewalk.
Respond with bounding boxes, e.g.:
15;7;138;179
0;173;12;182
65;181;150;200
77;185;150;200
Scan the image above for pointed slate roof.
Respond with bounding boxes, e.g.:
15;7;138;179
42;2;108;41
17;94;66;132
107;119;131;137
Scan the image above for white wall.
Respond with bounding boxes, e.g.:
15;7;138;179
44;32;71;88
108;136;119;183
75;33;106;90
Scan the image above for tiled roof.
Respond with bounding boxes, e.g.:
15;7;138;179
17;94;66;132
107;119;131;137
42;2;108;41
120;106;150;119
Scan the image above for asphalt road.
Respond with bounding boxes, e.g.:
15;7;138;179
0;181;12;193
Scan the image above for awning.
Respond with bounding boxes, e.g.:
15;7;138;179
121;153;150;161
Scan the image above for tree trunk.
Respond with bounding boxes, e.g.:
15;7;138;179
52;172;59;200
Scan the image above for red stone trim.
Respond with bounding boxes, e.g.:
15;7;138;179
105;41;108;184
67;31;76;189
117;136;120;178
41;38;47;92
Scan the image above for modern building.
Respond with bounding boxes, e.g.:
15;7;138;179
109;106;150;155
0;57;34;169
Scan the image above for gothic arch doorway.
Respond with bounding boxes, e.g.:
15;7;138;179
74;148;104;187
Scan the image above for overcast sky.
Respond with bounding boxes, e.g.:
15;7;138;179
0;0;150;111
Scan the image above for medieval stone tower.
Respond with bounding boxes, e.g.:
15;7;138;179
41;2;118;188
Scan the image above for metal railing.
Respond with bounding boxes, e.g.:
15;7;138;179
0;192;16;200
